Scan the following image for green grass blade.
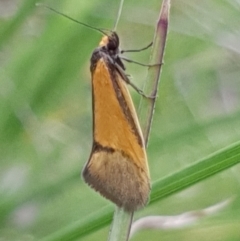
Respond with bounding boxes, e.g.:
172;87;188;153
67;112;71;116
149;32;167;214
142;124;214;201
150;140;240;203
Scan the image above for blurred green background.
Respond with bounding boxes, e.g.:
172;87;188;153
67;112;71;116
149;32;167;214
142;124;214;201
0;0;240;240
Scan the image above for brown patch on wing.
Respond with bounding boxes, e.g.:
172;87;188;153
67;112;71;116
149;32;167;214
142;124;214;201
83;149;150;212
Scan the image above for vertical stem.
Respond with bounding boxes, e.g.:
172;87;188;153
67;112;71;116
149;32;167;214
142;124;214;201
139;0;170;145
114;0;125;31
108;208;133;241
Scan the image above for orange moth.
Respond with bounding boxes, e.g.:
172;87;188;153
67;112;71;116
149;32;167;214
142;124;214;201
82;32;151;212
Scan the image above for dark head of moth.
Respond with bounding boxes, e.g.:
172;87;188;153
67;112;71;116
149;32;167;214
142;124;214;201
82;32;151;212
90;32;125;73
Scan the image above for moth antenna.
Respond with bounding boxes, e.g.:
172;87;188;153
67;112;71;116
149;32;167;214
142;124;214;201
36;3;111;36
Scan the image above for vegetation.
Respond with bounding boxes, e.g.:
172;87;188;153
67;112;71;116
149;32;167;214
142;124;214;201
0;0;240;240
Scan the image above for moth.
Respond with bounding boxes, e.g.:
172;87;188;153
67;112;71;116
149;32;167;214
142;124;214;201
82;32;151;212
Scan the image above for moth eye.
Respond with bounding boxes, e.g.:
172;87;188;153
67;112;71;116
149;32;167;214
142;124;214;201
107;32;119;51
107;41;117;51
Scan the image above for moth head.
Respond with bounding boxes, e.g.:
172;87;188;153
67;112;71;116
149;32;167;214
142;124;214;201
99;32;119;52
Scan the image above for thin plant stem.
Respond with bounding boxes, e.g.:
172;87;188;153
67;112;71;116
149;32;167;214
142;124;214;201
139;0;170;145
108;1;170;241
108;208;133;241
114;0;125;31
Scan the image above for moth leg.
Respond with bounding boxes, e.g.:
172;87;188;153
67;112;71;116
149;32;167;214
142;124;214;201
115;64;155;99
121;56;162;67
121;42;153;53
126;79;156;99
